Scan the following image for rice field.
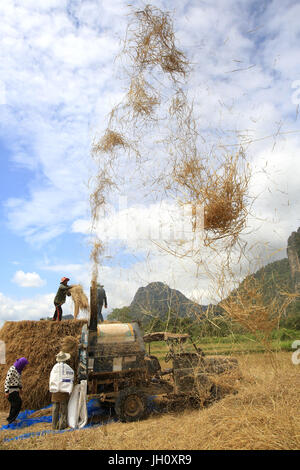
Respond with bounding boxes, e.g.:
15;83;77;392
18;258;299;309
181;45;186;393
1;350;299;451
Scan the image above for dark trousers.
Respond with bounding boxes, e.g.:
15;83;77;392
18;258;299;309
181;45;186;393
97;303;104;323
53;304;62;321
52;401;68;430
7;391;22;423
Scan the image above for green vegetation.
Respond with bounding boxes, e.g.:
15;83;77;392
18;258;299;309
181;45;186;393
245;258;300;329
107;303;299;355
146;328;300;358
108;303;299;339
107;306;133;323
108;256;300;335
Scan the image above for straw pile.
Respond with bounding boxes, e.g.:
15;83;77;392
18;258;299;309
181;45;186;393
69;285;89;320
0;320;86;411
60;336;79;358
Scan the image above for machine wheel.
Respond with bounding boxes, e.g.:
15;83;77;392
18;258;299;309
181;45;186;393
115;388;149;422
189;395;203;409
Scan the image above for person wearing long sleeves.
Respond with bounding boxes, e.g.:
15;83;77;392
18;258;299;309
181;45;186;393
4;357;28;424
53;277;74;322
49;351;74;430
97;284;107;323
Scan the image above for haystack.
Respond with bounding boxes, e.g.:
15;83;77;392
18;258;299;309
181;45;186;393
0;320;86;411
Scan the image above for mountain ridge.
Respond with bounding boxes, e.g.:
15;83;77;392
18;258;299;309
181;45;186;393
107;227;300;329
129;281;208;322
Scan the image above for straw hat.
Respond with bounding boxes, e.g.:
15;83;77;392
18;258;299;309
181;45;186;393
56;351;71;362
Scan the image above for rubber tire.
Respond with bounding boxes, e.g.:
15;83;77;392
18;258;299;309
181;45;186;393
115;388;149;423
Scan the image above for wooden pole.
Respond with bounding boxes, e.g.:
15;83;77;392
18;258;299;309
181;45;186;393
89;281;98;331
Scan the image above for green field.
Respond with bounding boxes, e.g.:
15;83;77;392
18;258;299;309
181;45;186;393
146;328;300;360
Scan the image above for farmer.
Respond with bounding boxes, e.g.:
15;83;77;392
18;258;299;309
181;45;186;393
49;351;74;430
97;283;108;323
4;357;29;424
53;277;73;322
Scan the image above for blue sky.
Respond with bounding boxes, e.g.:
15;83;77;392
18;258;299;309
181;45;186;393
0;0;300;323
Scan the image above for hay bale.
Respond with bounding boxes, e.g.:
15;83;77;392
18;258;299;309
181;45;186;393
0;320;86;411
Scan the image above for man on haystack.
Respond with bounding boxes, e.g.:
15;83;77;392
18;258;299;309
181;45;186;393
53;277;74;322
49;351;74;430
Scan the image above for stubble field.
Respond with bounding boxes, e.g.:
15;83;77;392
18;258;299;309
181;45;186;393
0;351;299;451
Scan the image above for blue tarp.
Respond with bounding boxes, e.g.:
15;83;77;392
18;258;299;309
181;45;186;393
0;396;161;442
1;399;113;432
1;399;116;442
1;405;53;431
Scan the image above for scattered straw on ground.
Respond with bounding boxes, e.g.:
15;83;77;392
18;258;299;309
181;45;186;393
1;352;298;450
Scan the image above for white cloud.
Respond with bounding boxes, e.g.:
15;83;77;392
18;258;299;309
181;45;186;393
42;263;85;273
41;263;91;288
0;291;78;326
72;199;203;248
0;0;299;316
12;270;46;288
2;0;299;246
71;197;290;308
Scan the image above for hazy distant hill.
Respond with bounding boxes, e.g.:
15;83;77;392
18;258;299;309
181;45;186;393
107;281;209;326
108;258;299;328
107;228;300;331
233;257;292;303
129;281;207;322
233;257;299;328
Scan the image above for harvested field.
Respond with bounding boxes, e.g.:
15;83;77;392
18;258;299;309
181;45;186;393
0;320;86;411
0;352;299;450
